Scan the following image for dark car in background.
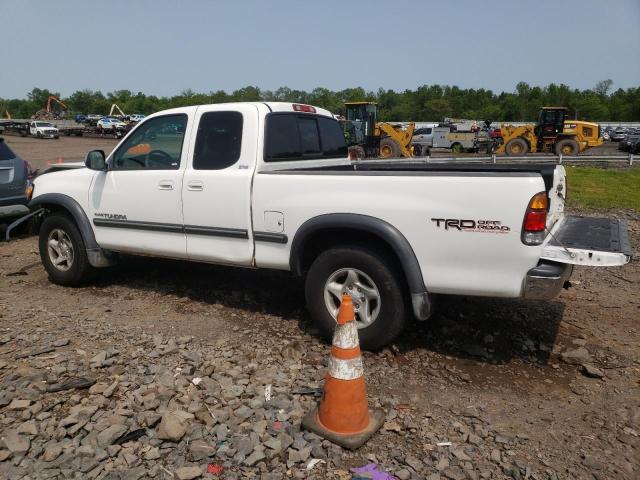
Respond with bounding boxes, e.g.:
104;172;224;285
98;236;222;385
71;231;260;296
0;137;32;223
610;128;628;142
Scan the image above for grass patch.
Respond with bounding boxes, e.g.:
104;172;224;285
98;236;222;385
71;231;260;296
565;166;640;211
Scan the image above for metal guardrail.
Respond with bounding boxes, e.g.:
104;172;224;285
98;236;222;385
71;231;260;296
357;154;635;166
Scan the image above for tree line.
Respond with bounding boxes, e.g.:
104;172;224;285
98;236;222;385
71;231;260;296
1;80;639;122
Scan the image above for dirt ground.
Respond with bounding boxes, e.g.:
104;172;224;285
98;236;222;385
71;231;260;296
3;135;119;171
0;135;638;479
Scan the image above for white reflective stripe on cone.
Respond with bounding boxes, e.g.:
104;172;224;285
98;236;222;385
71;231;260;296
328;356;364;380
332;322;359;350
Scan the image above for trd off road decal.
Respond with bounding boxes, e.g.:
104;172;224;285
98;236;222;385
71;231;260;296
431;218;510;233
94;213;128;221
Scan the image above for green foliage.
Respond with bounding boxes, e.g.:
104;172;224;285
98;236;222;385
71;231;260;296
1;81;639;121
566;166;640;211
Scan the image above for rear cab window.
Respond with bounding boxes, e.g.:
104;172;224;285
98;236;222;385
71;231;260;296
265;113;347;162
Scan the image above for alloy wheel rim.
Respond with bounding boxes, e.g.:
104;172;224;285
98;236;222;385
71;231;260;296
324;268;381;328
47;228;74;272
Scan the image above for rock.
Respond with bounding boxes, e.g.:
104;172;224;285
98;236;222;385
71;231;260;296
53;338;70;347
175;466;202;480
7;399;31;410
0;450;11;462
244;449;266;466
405;454;424;471
42;443;63;461
582;455;604;470
97;424;128;447
145;447;161;460
3;430;30;454
582;364;604;379
383;421;402;432
561;347;591;365
103;380;119;398
442;467;466;480
17;420;38;435
89;383;109;395
452;447;472;461
396;469;411;480
157;412;186;442
189;440;216;460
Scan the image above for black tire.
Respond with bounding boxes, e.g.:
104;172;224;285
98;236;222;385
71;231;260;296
305;246;406;350
505;137;529;156
379;137;401;158
39;212;94;286
554;138;579;156
413;144;422;156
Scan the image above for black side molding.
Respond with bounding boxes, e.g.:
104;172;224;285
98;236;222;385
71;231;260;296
254;231;288;244
93;219;183;233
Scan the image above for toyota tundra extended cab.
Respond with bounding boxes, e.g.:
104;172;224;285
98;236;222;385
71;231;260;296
28;102;632;349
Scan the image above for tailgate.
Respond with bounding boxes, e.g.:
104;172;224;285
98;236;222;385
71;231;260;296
541;215;632;266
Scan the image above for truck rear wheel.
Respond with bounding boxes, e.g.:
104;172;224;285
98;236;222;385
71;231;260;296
505;137;529;155
554;138;579;156
39;213;94;286
451;143;464;154
305;246;406;350
379;137;401;159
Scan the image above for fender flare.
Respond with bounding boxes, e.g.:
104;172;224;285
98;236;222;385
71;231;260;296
29;193;112;267
290;213;432;320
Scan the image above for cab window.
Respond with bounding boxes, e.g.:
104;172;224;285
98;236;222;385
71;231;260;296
193;112;243;170
111;114;187;170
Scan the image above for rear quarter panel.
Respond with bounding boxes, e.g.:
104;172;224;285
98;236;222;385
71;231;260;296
252;171;546;297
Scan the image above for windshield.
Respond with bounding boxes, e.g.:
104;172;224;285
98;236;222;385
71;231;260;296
36;122;53;127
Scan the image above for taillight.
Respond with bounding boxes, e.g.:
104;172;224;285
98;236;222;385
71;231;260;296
24;160;34;180
292;104;316;113
522;192;548;245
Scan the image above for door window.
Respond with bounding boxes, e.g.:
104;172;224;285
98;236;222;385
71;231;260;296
111;114;187;170
193;112;243;170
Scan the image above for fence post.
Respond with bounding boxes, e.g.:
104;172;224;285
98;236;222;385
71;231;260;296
426;154;430;164
491;153;496;164
558;154;563;164
629;153;634;166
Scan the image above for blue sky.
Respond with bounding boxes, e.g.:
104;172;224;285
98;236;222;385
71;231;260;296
2;0;639;98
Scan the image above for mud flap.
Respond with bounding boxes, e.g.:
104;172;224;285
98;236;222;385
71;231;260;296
541;215;632;267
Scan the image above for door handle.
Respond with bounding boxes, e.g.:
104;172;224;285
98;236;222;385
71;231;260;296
187;181;204;192
158;180;174;190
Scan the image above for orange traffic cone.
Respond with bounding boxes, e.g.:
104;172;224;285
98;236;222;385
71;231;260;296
302;294;384;449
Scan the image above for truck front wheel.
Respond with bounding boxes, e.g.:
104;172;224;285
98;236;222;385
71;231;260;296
305;246;406;350
39;213;94;286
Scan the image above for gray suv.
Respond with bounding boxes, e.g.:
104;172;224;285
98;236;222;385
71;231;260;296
0;138;31;222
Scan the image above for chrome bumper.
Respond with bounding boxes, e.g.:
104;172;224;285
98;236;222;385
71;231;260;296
523;261;573;300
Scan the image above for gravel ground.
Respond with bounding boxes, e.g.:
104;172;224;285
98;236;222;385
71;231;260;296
0;211;638;480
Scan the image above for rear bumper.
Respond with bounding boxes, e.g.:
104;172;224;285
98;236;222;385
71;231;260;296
0;195;29;219
523;261;573;300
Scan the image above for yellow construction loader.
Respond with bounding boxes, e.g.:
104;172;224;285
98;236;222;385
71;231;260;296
497;107;603;156
342;101;414;159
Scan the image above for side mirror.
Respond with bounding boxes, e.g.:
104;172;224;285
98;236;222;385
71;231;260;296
85;150;106;171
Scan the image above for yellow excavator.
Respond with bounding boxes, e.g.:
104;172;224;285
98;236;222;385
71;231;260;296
497;107;603;156
342;101;414;159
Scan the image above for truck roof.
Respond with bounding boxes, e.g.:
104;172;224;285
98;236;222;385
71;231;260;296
145;102;335;119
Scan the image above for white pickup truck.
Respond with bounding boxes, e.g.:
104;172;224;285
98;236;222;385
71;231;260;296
28;102;632;349
29;121;59;139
